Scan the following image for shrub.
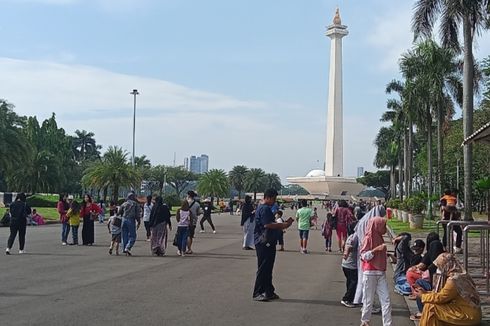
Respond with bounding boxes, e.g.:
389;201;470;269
399;200;409;211
163;193;181;209
405;196;425;214
387;198;401;209
26;194;58;208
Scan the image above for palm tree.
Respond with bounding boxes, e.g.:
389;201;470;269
399;40;462;216
401;40;462;194
374;127;399;199
229;165;248;199
244;168;266;201
73;130;100;162
412;0;489;219
82;146;141;202
263;173;282;192
150;165;167;195
197;169;230;204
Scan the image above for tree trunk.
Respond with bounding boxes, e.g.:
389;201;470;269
398;143;403;201
112;184;119;203
404;127;410;198
436;105;444;196
427;107;433;220
102;185;108;202
462;16;474;221
390;166;396;199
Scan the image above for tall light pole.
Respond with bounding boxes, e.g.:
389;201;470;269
130;89;139;166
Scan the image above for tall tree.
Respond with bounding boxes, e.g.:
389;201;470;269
150;165;167;195
374;127;399;199
72;129;100;162
244;168;266;201
262;173;282;192
0;100;29;187
197;169;230;203
412;0;489;219
166;166;197;198
229;165;248;199
82;146;141;202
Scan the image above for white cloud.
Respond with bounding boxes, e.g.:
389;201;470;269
0;57;265;119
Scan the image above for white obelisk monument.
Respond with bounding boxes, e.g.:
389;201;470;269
325;8;348;177
286;9;363;198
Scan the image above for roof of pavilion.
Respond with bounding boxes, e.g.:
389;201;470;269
462;121;490;146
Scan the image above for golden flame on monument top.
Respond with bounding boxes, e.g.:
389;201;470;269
333;7;341;25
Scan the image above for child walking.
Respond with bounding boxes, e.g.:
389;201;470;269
275;210;285;251
321;213;335;252
107;214;122;255
67;201;81;245
176;201;190;257
360;217;392;326
341;222;358;308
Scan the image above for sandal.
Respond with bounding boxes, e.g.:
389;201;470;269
410;313;422;321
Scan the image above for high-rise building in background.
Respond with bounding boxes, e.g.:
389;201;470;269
188;154;209;174
199;154;209;174
357;167;364;177
184;157;189;171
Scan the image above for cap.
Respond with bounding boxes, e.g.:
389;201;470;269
204;198;211;203
67;195;74;200
411;239;425;250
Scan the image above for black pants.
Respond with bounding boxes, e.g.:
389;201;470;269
342;267;358;302
82;215;95;245
442;224;462;248
253;243;276;298
277;231;284;246
144;221;151;238
8;219;27;250
200;215;215;231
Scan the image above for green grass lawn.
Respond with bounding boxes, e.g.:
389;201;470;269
388;215;486;238
0;207;60;221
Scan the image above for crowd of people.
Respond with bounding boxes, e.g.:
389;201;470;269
2;189;483;325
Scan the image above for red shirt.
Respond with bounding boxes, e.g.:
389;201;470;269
80;203;101;218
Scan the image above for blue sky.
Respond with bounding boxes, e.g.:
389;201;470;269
1;0;489;181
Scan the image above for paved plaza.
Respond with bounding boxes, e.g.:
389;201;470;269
0;208;412;326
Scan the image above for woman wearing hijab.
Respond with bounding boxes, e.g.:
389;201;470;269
359;216;392;326
241;195;255;250
353;205;386;305
414;253;481;326
149;196;172;256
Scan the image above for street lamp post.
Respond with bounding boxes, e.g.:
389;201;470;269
130;89;139;166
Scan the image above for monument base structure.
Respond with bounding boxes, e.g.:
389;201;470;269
287;170;365;200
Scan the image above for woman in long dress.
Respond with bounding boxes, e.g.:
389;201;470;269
80;194;101;246
240;195;255;250
415;253;481;326
149;196;172;256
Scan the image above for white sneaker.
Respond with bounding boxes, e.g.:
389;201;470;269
5;248;10;255
19;250;25;254
213;230;216;234
199;230;205;233
62;242;67;246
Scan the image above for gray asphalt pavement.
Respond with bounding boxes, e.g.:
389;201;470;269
0;208;412;326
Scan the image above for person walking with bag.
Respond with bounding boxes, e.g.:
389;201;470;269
6;193;31;255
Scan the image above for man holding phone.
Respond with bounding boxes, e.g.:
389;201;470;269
252;189;294;302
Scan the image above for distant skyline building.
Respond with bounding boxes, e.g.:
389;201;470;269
184;157;189;171
188;154;209;174
357;167;364;177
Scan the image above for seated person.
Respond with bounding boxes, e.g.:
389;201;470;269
407;232;445;320
31;209;46;225
1;208;11;226
414;253;481;326
392;233;425;282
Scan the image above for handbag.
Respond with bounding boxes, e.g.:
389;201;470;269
172;228;180;247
